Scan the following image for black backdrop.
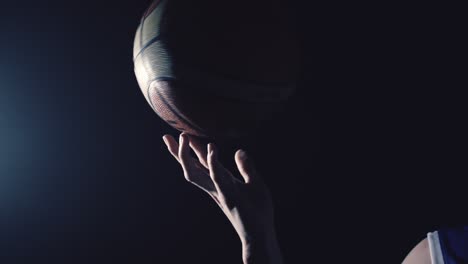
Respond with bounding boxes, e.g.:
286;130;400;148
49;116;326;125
0;0;464;263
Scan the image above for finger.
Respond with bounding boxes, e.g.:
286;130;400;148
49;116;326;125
235;149;258;184
207;143;234;198
207;143;226;202
178;133;194;182
163;134;180;162
207;143;222;184
188;135;209;168
170;134;218;195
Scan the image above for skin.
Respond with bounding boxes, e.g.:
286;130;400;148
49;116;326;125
402;238;431;264
162;132;283;264
163;132;432;264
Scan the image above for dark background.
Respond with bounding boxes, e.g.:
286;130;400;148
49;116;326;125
0;0;463;263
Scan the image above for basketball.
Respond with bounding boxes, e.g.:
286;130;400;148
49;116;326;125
133;0;301;139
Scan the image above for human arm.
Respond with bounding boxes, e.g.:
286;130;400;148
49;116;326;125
402;238;431;264
163;133;283;264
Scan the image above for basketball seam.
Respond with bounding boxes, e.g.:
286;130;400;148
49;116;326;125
139;8;145;55
138;2;203;136
148;76;294;104
146;80;206;135
142;0;162;21
141;3;204;134
135;0;168;62
137;0;295;99
180;65;294;87
133;33;165;62
136;0;291;138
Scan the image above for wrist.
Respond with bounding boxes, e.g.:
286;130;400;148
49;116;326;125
241;231;283;264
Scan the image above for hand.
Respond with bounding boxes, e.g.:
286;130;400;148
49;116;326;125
163;133;282;264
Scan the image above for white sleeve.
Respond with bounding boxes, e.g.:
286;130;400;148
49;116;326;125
427;231;445;264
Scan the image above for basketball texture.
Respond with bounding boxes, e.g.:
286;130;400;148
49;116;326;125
133;0;301;139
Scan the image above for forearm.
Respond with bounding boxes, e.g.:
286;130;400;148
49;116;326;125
241;232;283;264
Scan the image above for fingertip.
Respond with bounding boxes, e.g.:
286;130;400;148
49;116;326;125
235;149;247;160
162;135;168;145
235;149;257;184
162;135;181;161
180;133;189;145
163;134;173;141
162;135;175;149
207;143;214;155
178;134;190;160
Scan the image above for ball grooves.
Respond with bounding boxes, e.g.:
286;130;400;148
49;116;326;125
147;81;206;136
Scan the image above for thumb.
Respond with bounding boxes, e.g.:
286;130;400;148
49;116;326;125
235;150;258;184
